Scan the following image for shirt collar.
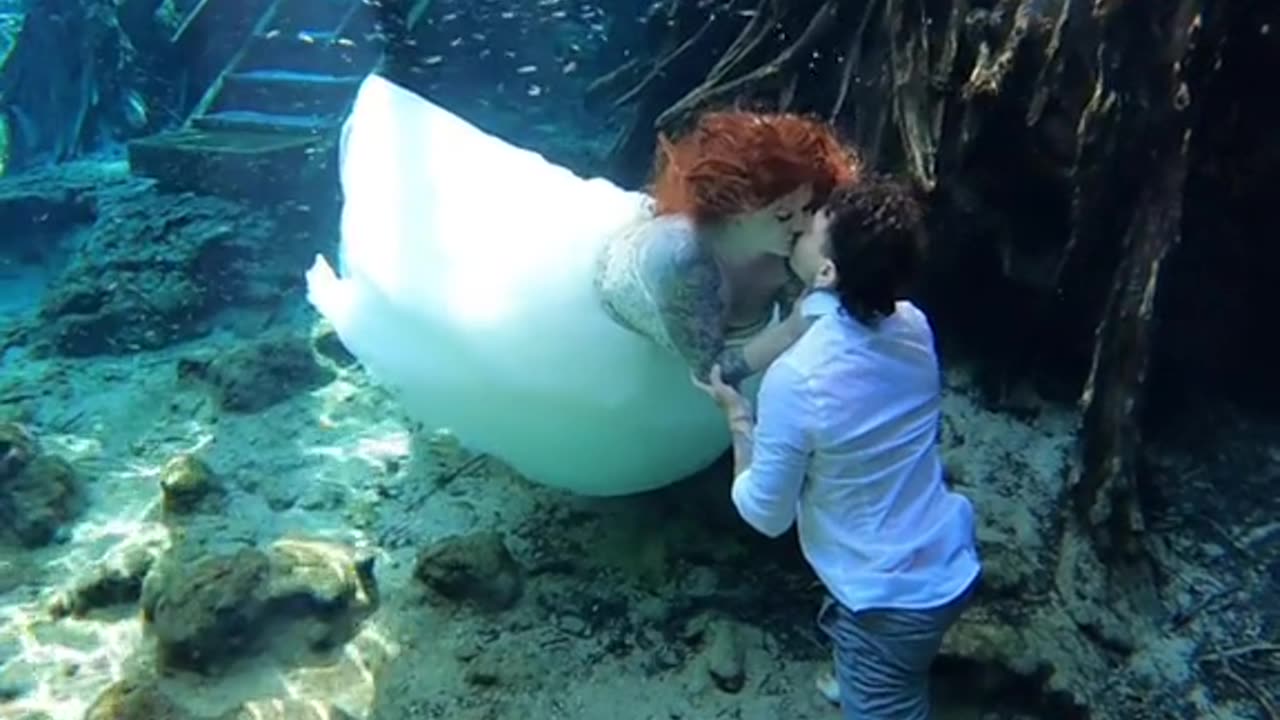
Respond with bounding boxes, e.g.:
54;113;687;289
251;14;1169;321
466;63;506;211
800;288;842;319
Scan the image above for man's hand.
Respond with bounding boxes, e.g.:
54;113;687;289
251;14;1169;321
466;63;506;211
692;364;752;431
693;364;756;474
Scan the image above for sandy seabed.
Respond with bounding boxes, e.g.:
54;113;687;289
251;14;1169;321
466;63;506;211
0;295;1078;720
0;175;1273;718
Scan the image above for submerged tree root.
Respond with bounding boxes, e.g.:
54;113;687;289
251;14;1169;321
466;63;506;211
596;0;1251;564
591;0;1271;714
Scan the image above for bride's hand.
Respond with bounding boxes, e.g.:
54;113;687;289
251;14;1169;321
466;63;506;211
782;291;814;340
691;364;751;421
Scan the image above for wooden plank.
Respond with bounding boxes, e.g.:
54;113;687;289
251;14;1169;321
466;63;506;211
170;0;212;45
186;0;284;126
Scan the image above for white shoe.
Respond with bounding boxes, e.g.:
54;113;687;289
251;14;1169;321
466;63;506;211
815;669;840;705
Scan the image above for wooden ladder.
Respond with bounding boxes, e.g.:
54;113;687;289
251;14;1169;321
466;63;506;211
126;0;380;200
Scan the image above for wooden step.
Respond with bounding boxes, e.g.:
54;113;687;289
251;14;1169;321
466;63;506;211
192;110;342;135
236;29;378;77
171;0;272;45
126;128;335;201
265;0;361;36
227;69;363;87
211;69;363;117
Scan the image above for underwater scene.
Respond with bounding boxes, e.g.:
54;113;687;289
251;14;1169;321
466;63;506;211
0;0;1278;718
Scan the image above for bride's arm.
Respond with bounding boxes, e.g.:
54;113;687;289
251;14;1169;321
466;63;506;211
776;271;807;317
648;236;804;387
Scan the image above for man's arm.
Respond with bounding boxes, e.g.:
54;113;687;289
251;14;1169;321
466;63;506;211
729;360;813;538
648;236;807;387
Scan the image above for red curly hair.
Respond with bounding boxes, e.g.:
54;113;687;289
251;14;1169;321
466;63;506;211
649;110;861;226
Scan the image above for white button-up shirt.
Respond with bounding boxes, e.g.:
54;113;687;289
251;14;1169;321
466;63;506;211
731;290;981;612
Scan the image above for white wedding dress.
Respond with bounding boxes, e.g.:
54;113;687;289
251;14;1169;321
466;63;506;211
306;73;766;496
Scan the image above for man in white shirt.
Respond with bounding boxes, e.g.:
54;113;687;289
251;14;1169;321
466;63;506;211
694;175;981;719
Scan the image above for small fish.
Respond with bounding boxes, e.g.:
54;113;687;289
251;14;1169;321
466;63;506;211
264;29;281;39
336;37;356;47
516;65;538;74
123;90;148;129
527;85;543;96
423;55;444;65
562;61;577;74
0;113;8;178
297;31;314;43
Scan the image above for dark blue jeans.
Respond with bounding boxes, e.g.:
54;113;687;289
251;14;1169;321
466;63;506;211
816;576;978;720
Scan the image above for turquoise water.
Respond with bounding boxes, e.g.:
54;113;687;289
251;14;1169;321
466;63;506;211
0;1;1278;719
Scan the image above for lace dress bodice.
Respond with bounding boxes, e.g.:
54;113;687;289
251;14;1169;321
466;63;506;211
594;207;776;359
594;207;692;355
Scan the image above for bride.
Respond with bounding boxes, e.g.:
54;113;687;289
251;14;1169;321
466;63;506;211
306;72;860;496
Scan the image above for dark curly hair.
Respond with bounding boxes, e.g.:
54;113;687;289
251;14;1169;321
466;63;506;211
825;174;928;325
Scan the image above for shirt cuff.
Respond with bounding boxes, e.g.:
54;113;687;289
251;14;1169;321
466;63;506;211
730;469;791;538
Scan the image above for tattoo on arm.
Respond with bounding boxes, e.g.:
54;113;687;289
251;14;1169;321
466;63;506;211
647;231;753;386
714;345;753;387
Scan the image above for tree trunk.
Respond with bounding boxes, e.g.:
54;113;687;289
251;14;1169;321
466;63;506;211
591;0;1251;562
0;0;183;172
1066;0;1231;558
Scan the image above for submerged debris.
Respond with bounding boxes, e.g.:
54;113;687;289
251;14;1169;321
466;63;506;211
703;617;746;693
48;540;161;619
140;538;378;674
414;531;525;612
0;422;81;548
84;676;358;720
0;165;283;357
176;333;336;414
84;677;192;720
159;452;220;516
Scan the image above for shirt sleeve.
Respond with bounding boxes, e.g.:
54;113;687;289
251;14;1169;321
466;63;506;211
731;359;814;538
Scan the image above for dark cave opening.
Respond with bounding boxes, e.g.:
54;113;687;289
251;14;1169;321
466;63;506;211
917;93;1096;408
909;1;1280;428
1146;4;1280;427
934;654;1092;719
